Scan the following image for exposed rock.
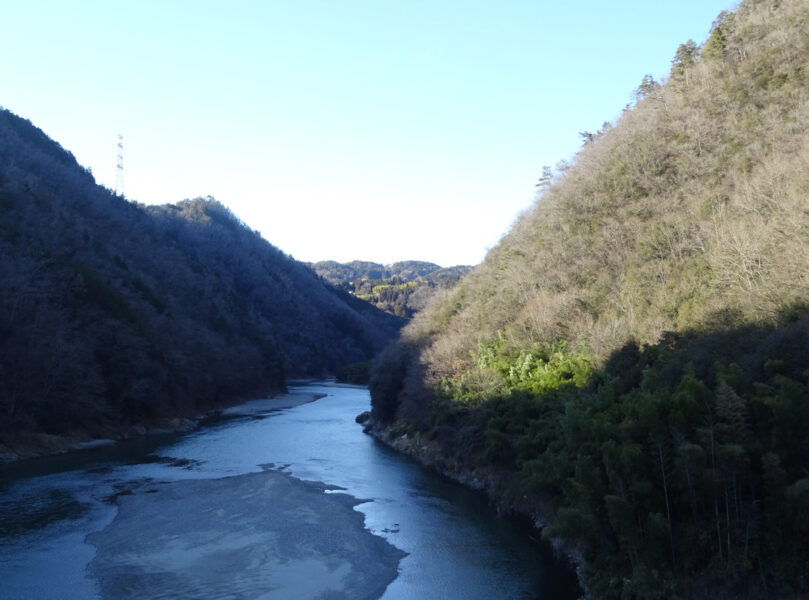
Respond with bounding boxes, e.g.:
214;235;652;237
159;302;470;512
364;419;585;595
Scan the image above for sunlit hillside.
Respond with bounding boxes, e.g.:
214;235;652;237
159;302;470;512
370;0;809;597
312;260;472;318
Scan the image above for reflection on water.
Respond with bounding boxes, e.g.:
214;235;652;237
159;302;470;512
0;382;578;599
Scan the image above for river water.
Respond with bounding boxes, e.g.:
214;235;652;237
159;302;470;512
0;382;578;599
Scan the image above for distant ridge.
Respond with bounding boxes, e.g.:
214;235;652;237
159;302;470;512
311;260;472;318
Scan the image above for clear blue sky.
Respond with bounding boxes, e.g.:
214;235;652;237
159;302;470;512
1;1;734;266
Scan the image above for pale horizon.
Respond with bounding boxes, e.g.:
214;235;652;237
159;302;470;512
1;0;733;267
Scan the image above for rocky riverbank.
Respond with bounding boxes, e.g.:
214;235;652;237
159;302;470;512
363;416;588;598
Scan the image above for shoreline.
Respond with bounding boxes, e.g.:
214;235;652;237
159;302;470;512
364;417;587;598
220;390;326;416
0;386;326;466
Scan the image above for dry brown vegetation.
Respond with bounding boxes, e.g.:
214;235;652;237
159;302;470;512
400;0;809;387
370;1;809;597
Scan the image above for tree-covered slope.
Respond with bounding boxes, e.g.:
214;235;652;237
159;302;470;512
0;108;401;453
311;260;445;283
312;260;472;318
370;1;809;597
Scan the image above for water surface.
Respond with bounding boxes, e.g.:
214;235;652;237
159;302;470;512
0;382;578;599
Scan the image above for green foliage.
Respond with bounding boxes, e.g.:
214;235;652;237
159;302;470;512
428;322;809;597
670;39;699;84
369;1;809;595
634;74;660;100
436;335;592;409
702;10;736;61
476;337;592;394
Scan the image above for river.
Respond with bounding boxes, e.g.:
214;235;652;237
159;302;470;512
0;381;578;599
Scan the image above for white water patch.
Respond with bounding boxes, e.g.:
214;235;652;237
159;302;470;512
87;470;404;600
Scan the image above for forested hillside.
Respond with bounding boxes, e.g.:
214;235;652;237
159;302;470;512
370;1;809;597
312;260;471;318
0;109;401;458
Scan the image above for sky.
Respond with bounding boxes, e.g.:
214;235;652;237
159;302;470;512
1;0;734;267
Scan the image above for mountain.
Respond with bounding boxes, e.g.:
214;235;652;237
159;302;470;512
369;1;809;597
0;108;401;458
311;260;472;318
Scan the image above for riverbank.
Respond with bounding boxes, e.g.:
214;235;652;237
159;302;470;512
364;416;587;598
0;388;325;465
2;381;574;599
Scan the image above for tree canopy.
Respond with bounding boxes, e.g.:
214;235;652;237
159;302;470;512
0;109;401;456
369;0;809;596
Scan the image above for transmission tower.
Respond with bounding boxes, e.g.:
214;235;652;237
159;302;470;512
115;134;125;197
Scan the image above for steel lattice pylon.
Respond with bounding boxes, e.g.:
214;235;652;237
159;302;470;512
115;133;124;197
